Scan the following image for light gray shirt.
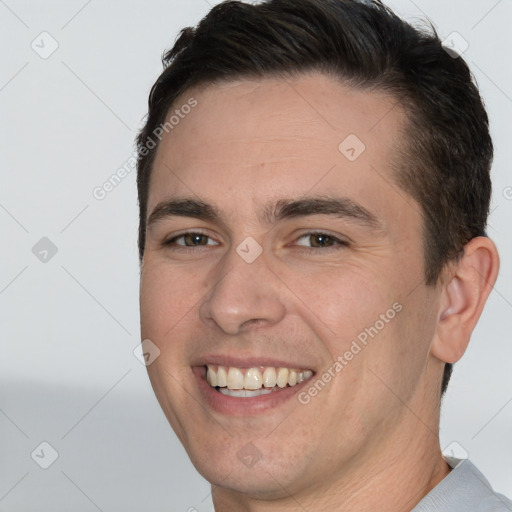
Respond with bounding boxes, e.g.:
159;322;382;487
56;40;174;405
412;457;512;511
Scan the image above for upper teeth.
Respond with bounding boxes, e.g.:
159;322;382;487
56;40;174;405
206;365;313;390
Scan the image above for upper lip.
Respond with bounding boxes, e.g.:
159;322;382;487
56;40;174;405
191;354;315;371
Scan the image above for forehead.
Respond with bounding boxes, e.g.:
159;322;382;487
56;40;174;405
161;73;404;160
148;73;414;227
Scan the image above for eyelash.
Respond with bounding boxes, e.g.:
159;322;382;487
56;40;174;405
162;231;349;252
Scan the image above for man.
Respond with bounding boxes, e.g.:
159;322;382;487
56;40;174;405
136;0;511;510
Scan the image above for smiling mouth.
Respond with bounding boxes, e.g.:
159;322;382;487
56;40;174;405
205;364;314;397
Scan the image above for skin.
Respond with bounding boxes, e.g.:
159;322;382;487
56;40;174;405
139;73;499;511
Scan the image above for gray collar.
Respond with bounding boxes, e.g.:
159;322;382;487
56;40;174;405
412;457;512;511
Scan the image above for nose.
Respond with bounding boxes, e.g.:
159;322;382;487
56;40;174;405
199;244;286;335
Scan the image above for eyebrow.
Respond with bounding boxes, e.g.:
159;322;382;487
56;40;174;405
146;196;383;231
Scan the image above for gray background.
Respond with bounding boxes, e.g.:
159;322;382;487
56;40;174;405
0;0;511;510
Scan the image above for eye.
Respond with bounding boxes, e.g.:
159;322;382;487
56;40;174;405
163;232;219;248
295;232;348;249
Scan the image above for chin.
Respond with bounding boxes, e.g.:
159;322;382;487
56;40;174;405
184;435;315;501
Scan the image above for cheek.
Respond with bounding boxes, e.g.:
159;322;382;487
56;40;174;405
139;262;201;342
281;261;397;346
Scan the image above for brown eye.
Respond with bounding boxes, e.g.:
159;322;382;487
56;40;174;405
309;234;335;247
182;233;209;246
295;232;347;249
164;232;218;247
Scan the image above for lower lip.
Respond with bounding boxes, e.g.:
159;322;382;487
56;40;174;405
192;367;313;416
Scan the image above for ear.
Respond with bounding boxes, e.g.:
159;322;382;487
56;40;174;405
430;236;500;364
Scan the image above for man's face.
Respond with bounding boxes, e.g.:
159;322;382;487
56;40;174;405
139;74;443;499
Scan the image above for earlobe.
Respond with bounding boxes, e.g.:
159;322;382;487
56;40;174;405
431;236;500;364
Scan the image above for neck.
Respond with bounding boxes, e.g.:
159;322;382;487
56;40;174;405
212;401;451;511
